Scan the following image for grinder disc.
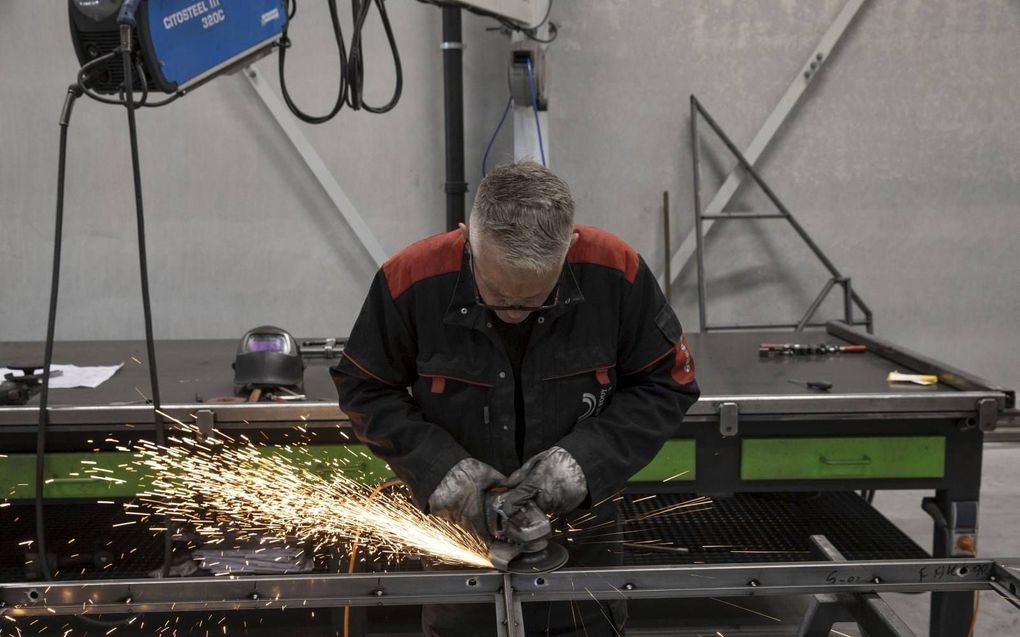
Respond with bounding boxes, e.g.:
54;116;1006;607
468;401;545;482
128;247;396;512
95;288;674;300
505;541;568;574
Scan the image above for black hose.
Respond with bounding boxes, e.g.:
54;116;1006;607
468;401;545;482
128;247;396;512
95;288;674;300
351;0;403;114
33;84;83;583
120;37;173;578
278;0;349;123
278;0;402;122
37;81;144;632
33;40;171;632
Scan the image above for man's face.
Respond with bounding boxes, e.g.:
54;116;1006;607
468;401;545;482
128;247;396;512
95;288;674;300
469;234;562;324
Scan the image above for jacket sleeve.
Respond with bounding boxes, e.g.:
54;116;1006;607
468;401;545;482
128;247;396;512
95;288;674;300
331;269;470;509
555;257;700;505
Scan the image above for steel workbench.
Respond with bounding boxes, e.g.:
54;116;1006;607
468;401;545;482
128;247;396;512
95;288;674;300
1;322;1016;636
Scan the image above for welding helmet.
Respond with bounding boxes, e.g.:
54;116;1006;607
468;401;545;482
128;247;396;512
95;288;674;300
233;326;305;395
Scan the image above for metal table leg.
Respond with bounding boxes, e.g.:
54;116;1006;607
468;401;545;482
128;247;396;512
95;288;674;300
797;593;854;637
925;492;980;637
852;595;919;637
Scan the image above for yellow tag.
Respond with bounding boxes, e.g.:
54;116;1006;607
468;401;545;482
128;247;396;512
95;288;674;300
887;371;938;386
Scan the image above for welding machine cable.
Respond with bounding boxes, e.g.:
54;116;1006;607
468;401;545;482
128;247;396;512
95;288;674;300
278;0;403;123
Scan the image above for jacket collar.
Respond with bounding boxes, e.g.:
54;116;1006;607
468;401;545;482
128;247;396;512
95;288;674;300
443;244;585;328
444;247;484;329
545;262;585;319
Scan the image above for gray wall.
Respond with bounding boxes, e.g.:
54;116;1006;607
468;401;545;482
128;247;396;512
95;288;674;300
2;1;1018;393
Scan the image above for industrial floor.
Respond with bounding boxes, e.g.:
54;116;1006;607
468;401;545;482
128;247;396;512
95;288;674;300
874;443;1020;637
2;444;1016;636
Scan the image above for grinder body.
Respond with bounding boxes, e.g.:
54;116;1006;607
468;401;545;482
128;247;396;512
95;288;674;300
485;489;568;573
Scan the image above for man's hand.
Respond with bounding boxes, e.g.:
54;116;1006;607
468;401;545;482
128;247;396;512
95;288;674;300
427;458;505;539
502;447;588;515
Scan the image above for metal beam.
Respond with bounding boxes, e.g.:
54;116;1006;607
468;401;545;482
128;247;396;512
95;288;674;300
0;388;1006;428
828;321;1016;406
2;558;1010;617
660;0;867;292
991;560;1020;611
242;66;388;269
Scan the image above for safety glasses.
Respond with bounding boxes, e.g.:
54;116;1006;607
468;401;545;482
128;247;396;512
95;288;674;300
467;246;561;313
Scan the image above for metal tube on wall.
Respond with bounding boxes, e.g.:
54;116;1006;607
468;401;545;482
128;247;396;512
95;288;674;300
842;278;854;326
663;191;671;306
441;7;467;230
691;96;708;332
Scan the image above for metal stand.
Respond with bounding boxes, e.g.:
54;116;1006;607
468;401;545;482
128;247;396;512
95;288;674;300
690;95;875;333
663;0;868;292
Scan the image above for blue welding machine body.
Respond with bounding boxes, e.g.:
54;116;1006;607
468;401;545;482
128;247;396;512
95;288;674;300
69;0;287;94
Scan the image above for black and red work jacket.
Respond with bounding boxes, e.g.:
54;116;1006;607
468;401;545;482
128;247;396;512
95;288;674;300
331;225;700;510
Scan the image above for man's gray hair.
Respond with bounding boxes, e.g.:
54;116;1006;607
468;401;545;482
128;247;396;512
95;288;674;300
469;161;575;273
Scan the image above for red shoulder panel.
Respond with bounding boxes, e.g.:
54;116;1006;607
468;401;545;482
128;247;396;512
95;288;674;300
383;230;465;299
567;225;640;284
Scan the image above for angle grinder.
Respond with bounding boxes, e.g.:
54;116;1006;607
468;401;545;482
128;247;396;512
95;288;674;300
485;487;568;573
0;365;61;406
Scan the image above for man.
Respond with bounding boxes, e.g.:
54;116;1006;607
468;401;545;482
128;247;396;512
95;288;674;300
332;161;700;636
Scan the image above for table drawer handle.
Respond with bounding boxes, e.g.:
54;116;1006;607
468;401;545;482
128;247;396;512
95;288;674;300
819;455;872;466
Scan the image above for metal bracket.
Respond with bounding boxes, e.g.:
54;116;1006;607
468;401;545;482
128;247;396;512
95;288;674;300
719;402;739;437
242;66;388;269
991;560;1020;611
195;409;215;438
977;398;998;432
509;48;545;108
998;407;1020;430
300;337;345;359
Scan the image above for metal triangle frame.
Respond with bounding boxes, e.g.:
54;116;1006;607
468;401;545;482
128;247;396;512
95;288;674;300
690;95;875;334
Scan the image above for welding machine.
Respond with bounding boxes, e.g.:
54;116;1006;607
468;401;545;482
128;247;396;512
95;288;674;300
69;0;286;94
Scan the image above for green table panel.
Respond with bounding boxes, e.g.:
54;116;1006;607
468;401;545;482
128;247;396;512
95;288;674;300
629;439;696;482
741;436;946;480
0;444;394;500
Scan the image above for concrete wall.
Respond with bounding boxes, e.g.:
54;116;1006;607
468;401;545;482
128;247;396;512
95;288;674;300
2;1;1018;393
0;0;510;342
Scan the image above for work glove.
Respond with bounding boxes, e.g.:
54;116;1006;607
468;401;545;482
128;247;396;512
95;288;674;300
427;457;505;540
502;447;588;516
